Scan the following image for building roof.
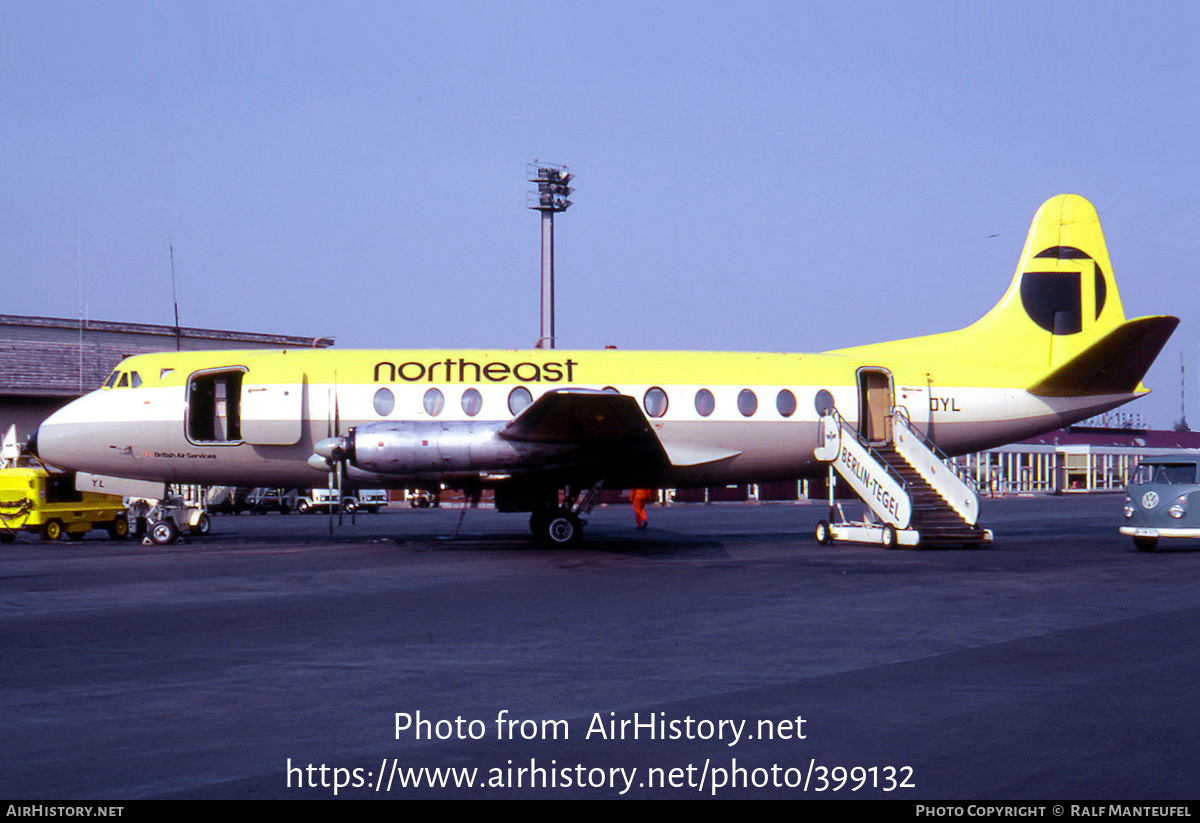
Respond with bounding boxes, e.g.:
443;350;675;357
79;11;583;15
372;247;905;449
1018;426;1200;450
0;314;334;348
0;314;334;396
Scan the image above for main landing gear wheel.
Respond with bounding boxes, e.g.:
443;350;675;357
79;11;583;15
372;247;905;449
149;519;179;546
531;508;583;546
815;520;833;545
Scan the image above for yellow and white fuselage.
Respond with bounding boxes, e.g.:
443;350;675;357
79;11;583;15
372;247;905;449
33;196;1178;509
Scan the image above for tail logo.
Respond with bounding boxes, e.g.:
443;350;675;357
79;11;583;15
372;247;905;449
1020;246;1107;335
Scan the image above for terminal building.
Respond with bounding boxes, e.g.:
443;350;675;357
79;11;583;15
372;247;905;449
0;314;333;443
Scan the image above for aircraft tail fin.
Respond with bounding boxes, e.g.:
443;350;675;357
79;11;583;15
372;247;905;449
967;194;1142;370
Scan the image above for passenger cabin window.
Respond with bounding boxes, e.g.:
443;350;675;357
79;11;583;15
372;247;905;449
508;386;533;415
373;388;395;417
694;389;715;417
423;388;445;417
644;387;668;418
188;370;244;443
737;389;758;417
462;388;483;417
776;389;796;418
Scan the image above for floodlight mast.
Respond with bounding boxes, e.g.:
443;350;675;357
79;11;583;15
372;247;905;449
526;162;574;349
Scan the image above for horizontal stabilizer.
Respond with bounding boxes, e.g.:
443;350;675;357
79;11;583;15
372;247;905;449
1029;316;1179;397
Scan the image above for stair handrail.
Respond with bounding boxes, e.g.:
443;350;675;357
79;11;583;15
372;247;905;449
823;405;913;495
891;405;981;494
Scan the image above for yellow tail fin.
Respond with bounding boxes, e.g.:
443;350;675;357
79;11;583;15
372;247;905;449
969;193;1129;368
827;194;1176;394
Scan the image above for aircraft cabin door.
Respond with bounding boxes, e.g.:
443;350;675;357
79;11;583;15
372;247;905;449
857;368;894;444
241;369;305;446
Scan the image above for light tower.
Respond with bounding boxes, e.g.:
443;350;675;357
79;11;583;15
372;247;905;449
527;162;574;348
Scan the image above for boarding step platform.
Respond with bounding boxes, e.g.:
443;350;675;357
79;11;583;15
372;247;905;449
813;406;992;548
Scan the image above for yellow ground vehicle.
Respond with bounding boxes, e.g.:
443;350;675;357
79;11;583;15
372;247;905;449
0;466;128;543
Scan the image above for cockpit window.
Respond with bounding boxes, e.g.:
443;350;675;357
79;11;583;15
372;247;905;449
104;371;119;389
130;371;142;388
160;368;174;380
116;372;129;389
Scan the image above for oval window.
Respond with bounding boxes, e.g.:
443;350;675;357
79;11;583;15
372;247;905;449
461;387;483;417
423;387;445;417
814;389;835;416
643;387;669;418
508;386;533;415
694;388;715;417
601;386;620;394
737;389;758;417
776;389;797;418
373;387;395;417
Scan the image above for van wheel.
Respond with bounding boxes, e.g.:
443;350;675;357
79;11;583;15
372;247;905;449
40;520;64;542
1133;535;1158;552
107;518;130;540
0;531;15;544
66;531;85;542
149;519;179;545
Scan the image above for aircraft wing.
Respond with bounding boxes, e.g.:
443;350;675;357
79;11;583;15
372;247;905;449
500;389;742;468
501;389;658;445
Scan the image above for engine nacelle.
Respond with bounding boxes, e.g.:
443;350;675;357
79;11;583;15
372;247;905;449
348;421;567;478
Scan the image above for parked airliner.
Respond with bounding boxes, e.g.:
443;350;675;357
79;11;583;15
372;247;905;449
31;195;1177;543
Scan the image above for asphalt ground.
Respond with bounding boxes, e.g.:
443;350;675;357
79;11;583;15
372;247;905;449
2;495;1197;800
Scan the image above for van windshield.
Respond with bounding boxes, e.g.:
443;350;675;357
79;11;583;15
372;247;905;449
1132;463;1198;485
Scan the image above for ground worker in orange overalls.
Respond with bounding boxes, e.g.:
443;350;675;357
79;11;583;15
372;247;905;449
631;488;654;529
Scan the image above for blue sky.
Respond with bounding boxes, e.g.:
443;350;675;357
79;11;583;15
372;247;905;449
2;1;1197;426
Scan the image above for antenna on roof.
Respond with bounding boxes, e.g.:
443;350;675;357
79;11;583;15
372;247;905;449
1178;351;1190;431
169;241;181;351
77;207;84;392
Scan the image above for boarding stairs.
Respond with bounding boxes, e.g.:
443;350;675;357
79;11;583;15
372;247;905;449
813;406;992;547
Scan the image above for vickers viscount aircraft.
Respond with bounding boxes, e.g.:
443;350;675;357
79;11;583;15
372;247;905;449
31;195;1178;544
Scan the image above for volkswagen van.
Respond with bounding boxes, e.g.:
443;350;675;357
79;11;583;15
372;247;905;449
1120;454;1200;551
